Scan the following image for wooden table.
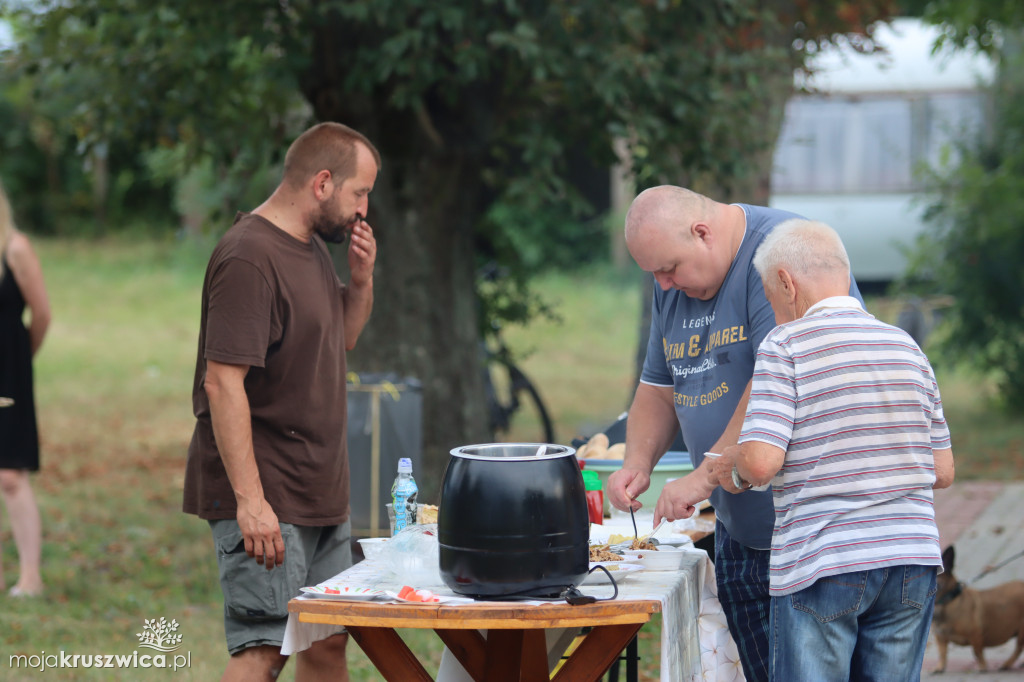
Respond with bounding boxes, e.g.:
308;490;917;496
286;510;717;681
289;596;661;682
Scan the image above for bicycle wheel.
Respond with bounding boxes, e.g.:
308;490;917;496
486;360;556;444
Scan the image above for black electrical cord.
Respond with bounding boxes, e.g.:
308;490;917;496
562;565;619;605
461;565;621;605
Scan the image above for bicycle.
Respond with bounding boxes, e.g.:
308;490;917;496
476;261;556;444
482;332;556;445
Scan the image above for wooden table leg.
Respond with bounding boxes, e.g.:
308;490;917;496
551;623;644;682
346;626;433;682
436;629;488;681
438;628;549;682
483;630;525;682
518;629;550;681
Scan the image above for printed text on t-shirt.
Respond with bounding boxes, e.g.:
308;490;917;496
674;381;729;407
663;325;748;360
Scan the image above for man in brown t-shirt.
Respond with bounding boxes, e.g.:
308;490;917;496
183;122;378;681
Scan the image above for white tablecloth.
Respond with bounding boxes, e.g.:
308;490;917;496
283;544;745;681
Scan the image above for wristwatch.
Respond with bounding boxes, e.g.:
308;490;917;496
731;465;752;490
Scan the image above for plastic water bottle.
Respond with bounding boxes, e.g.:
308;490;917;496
390;458;419;535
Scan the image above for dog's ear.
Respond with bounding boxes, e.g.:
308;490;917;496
942;545;955;572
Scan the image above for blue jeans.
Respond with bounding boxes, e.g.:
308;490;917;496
715;521;771;682
770;565;937;682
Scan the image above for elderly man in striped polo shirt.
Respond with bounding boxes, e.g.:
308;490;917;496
728;218;955;681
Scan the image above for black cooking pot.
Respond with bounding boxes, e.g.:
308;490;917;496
438;443;589;599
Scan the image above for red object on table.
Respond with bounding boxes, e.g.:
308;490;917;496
586;490;604;525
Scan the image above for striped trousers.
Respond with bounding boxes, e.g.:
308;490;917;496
714;520;771;682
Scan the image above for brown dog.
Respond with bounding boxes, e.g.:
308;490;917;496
931;545;1024;672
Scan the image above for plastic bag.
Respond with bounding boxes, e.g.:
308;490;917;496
376;523;445;588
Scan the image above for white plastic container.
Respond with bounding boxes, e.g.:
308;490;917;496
357;537;389;560
622;545;685;571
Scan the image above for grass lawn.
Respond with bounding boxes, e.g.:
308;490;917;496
1;236;1020;681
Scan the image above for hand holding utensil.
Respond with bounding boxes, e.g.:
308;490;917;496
631;517;666;547
646;518;666;546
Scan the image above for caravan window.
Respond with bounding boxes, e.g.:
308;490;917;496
772;92;986;195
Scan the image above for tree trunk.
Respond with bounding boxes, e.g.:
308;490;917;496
348;151;491;498
91;143;109;226
304;101;490;498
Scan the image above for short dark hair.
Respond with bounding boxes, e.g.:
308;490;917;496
282;122;381;189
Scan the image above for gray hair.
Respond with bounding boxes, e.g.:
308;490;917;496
752;219;851;280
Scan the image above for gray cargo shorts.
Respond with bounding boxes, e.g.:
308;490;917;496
209;518;352;655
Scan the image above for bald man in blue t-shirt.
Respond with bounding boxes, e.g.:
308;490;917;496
606;185;862;682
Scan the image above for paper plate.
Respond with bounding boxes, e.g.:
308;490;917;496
300;585;387;601
655;534;695;547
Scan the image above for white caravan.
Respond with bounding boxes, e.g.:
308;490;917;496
770;17;995;287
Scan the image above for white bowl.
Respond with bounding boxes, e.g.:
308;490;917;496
357;537;389;560
622;546;684;571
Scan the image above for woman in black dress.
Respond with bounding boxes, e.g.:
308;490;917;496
0;180;51;597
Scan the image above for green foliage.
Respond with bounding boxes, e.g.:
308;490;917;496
918;0;1024;53
1;0;895;247
3;0;301;163
146;144;280;235
906;45;1024;408
480;200;608;271
0;48;179;233
1;0;901;376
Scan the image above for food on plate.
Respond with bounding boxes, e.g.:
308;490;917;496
589;544;624;562
417;504;438;524
396;585;441;603
606;442;626;460
605;532;658;550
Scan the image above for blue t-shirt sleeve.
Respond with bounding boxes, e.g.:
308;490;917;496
640;281;673;386
746;264;778;352
849;275;863;303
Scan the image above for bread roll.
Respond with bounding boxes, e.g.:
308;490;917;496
584;432;610;459
417;504;439;524
607;442;626;460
